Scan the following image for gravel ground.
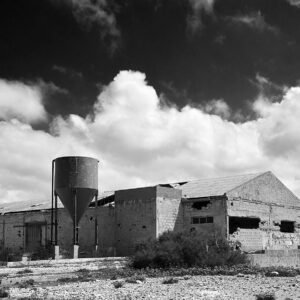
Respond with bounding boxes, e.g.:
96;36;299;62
7;274;300;299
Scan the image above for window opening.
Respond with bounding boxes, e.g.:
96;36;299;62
280;221;294;233
229;217;260;234
192;201;211;210
191;216;214;224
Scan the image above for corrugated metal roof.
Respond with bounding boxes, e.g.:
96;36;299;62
0;172;268;213
0;200;64;214
0;191;113;214
178;172;265;199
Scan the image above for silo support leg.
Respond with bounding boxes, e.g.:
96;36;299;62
55;245;60;260
94;193;98;257
73;245;79;259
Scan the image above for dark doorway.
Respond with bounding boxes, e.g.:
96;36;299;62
26;223;42;251
229;217;260;234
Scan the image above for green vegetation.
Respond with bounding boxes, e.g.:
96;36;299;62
256;293;276;300
162;277;178;284
17;268;33;275
125;274;146;283
0;288;9;298
17;279;35;288
132;230;248;269
112;280;125;288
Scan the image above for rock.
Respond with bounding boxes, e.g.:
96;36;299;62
237;273;245;277
270;271;279;276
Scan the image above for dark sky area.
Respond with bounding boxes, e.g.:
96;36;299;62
1;0;300;120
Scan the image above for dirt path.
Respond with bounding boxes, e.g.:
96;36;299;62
5;274;300;299
1;260;300;299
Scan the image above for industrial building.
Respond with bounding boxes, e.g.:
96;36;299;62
0;170;299;260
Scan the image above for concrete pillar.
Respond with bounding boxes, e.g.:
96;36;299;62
94;245;98;257
73;245;79;259
54;245;60;260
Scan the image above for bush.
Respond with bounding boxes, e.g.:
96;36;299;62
162;277;178;284
17;268;33;275
132;230;248;269
256;293;276;300
264;267;298;277
125;275;146;283
31;243;53;260
0;288;9;298
113;280;125;288
17;279;35;288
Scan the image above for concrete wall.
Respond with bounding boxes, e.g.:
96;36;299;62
182;197;227;238
249;249;300;267
227;172;300;251
156;186;183;236
114;187;157;256
0;205;115;258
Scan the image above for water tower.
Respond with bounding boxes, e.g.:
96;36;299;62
51;156;99;259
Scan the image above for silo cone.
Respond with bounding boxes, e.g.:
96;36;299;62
54;156;98;258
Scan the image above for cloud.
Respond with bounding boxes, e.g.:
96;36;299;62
52;0;120;52
0;79;48;124
52;65;83;79
1;70;300;206
187;0;215;33
287;0;300;7
202;99;231;119
250;73;288;104
37;79;69;96
228;12;278;33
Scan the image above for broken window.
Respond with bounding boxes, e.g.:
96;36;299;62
192;217;199;224
229;217;260;234
191;216;214;224
280;221;295;233
192;201;211;210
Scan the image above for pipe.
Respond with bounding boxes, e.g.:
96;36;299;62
73;189;78;245
51;160;54;245
94;192;98;248
54;193;58;245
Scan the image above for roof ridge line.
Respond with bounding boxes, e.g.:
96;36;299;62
225;171;270;195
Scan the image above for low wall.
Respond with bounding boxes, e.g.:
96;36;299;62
249;249;300;267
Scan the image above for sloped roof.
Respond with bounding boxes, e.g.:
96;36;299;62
0;191;112;214
0;199;64;214
178;172;265;199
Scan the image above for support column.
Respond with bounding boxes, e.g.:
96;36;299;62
54;193;58;245
51;160;54;245
73;189;79;258
54;193;60;259
94;193;98;256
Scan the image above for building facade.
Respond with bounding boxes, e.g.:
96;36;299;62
0;171;299;258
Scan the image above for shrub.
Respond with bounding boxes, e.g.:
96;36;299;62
31;243;52;260
17;268;33;275
113;280;125;288
132;230;248;269
0;288;9;298
162;277;178;284
265;267;297;277
58;277;78;283
256;293;276;300
17;279;35;288
125;275;146;283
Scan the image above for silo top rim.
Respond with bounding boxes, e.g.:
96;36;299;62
53;156;99;163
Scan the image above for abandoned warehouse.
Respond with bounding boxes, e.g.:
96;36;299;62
0;171;299;258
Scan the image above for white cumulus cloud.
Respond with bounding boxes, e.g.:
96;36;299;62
0;79;48;124
1;70;300;206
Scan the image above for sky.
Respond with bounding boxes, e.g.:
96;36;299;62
1;0;300;204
